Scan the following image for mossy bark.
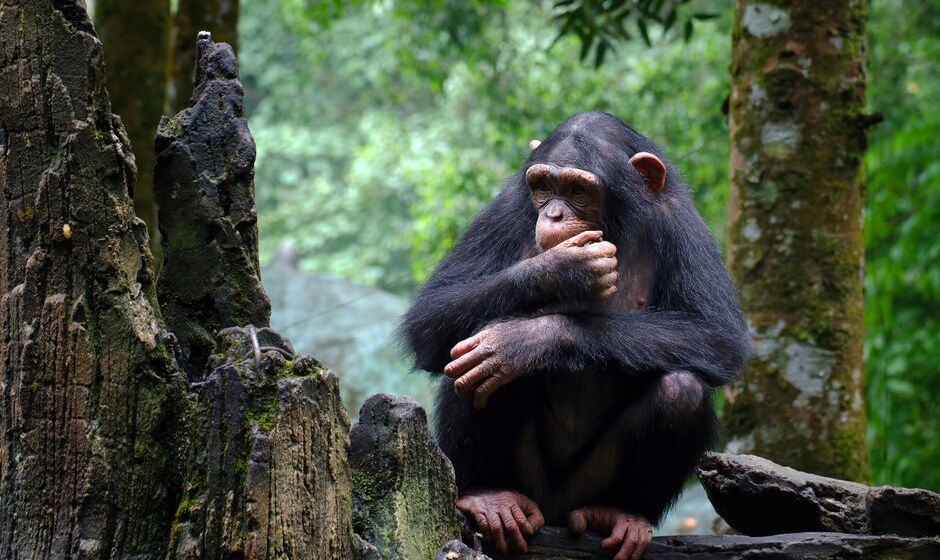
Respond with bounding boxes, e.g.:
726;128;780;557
94;0;170;262
725;0;869;481
0;0;183;555
168;0;238;113
0;4;357;558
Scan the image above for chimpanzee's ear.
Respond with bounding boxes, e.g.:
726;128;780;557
529;139;542;151
629;151;666;192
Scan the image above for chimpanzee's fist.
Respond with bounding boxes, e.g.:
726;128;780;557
538;230;618;300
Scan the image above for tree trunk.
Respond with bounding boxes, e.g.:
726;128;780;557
0;4;359;558
0;0;182;555
724;0;869;481
94;0;170;263
168;0;238;113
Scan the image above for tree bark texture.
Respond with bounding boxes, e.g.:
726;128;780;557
0;5;356;558
94;0;170;262
168;0;238;113
154;32;269;376
0;0;182;556
724;0;869;482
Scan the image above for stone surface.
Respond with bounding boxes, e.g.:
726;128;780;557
350;394;462;559
698;452;940;537
168;326;356;559
154;31;270;375
509;527;940;559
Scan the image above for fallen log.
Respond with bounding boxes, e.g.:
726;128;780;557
438;527;940;559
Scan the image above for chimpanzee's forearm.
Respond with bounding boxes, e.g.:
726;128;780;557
402;260;580;372
537;311;749;386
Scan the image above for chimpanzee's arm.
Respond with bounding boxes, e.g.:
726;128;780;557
535;206;750;386
402;190;546;372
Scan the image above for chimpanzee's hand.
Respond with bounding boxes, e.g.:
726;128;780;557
457;489;545;556
568;506;652;560
445;317;557;408
537;230;618;301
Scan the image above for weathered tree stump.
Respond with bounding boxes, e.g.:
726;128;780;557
0;0;183;556
350;394;462;559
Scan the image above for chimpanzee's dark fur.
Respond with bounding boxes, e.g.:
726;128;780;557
401;112;749;525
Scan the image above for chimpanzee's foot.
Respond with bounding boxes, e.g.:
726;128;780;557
457;489;545;555
568;506;652;560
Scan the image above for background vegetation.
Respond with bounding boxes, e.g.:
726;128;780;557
238;0;938;490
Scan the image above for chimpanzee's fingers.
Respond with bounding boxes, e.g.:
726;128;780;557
567;509;588;535
598;286;618;300
585;240;617;257
631;527;652;560
473;371;511;409
450;331;485;359
589;256;618;274
598;271;618;288
524;501;545;533
615;524;637;560
563;230;604;247
509;503;534;536
444;346;487;378
486;510;508;556
498;508;527;552
454;359;494;397
601;516;629;549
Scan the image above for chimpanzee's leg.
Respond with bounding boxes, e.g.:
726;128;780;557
566;371;715;560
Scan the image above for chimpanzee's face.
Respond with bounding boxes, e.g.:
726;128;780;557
525;163;604;251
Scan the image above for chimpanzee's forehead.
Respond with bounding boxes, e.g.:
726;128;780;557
534;131;629;177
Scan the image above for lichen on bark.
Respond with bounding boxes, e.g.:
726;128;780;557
725;0;869;481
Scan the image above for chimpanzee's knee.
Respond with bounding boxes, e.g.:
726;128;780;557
653;370;706;423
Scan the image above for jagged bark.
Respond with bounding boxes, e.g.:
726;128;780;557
154;33;269;375
0;0;182;556
94;0;170;261
724;0;869;481
1;5;358;558
350;394;462;559
168;328;356;559
168;0;238;113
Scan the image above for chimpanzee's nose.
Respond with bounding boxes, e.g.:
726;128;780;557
546;204;563;221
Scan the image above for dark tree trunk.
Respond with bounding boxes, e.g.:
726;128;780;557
0;0;181;555
0;4;359;559
724;0;869;482
94;0;171;262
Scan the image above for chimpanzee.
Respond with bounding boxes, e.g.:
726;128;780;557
401;112;749;560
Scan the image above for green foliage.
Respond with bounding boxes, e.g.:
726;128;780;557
243;0;730;293
864;0;940;491
241;0;940;490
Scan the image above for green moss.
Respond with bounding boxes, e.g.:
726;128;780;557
247;394;278;433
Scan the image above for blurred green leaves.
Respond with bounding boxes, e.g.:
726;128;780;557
548;0;718;66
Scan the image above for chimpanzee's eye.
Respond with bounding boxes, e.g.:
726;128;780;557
571;186;586;196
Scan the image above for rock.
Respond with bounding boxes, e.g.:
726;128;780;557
350;394;462;559
697;452;940;537
514;527;940;559
168;327;356;559
154;31;270;374
435;540;492;560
